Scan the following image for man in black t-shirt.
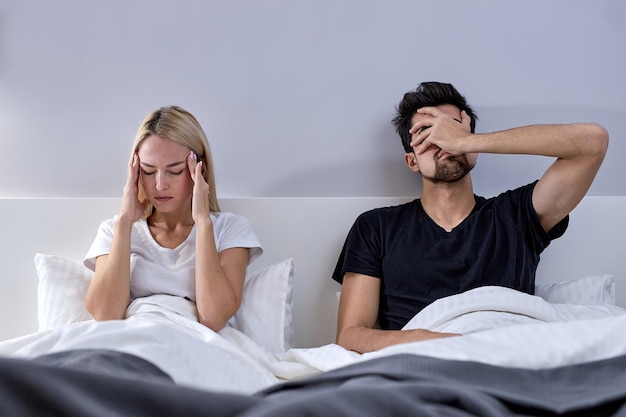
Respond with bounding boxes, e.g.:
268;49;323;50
333;82;608;353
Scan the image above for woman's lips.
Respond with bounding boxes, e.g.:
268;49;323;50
155;196;173;203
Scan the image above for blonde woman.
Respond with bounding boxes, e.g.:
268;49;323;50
84;106;262;331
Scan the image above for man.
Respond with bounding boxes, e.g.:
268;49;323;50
332;82;608;353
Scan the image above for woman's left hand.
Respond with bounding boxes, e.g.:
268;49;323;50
187;151;212;223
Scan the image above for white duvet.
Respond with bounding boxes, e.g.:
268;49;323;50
0;295;286;393
1;286;625;394
278;286;626;375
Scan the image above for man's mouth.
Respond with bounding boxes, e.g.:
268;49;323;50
435;149;451;160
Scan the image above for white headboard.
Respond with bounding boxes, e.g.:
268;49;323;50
1;197;625;347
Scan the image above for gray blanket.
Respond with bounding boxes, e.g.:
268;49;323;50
1;350;625;416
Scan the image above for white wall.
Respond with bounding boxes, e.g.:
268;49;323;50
1;0;625;199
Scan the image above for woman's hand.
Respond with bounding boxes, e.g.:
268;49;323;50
120;153;147;224
187;151;212;223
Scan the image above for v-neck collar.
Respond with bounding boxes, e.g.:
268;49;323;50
416;195;481;233
139;219;196;251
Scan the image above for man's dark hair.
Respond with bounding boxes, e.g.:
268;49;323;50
392;82;478;153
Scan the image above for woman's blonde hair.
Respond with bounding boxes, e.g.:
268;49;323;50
130;105;220;218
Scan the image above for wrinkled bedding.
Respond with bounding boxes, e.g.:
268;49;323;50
0;295;285;393
285;286;626;373
1;286;626;414
3;351;626;416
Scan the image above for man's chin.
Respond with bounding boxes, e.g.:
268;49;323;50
424;174;468;184
424;163;474;184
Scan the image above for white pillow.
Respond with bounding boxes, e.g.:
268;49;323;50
535;274;615;305
230;258;294;353
34;253;295;353
34;253;94;331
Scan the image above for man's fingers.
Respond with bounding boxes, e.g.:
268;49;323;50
461;110;472;131
415;106;442;118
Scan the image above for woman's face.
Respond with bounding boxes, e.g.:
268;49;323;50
137;134;194;215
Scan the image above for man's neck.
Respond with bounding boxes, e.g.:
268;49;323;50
420;176;476;232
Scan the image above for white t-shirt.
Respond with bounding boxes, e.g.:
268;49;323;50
84;212;263;301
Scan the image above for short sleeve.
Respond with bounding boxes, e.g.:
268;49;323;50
513;181;569;253
332;210;382;284
212;212;263;265
83;217;116;271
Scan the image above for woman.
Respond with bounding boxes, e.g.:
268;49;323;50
84;106;262;331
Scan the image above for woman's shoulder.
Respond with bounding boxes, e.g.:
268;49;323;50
211;211;254;230
96;216;117;233
212;211;247;221
97;216;148;234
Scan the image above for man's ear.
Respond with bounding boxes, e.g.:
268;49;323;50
404;152;420;173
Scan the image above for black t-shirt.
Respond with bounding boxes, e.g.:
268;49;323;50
332;182;569;330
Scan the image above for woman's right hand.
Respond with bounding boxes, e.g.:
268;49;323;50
119;153;147;224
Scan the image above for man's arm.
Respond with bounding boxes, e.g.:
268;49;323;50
336;272;459;354
525;124;608;232
410;107;609;232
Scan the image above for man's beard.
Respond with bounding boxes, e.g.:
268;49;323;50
422;152;475;184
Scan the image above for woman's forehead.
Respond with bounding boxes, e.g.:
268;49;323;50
138;135;189;164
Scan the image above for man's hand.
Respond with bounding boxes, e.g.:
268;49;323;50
409;106;472;155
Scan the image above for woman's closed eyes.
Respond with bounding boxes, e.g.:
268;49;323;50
141;169;185;176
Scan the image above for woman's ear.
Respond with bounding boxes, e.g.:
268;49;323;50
404;152;420;173
200;157;208;177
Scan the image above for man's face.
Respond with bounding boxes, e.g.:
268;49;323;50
407;104;477;184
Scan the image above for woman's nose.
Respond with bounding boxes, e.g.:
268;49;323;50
156;172;168;191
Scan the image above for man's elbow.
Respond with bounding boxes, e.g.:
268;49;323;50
585;123;609;157
335;327;349;349
336;325;367;353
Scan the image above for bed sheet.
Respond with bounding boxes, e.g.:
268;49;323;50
3;351;626;416
2;286;626;394
280;286;626;375
0;294;290;394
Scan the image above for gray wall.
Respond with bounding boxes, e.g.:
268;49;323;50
1;0;624;199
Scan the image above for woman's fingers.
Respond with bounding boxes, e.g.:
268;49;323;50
187;151;198;182
195;160;203;184
128;154;139;184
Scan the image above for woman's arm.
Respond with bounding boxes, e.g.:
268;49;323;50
85;154;146;320
84;221;133;320
195;219;249;331
188;152;249;331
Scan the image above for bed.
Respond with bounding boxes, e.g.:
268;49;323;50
1;196;626;416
